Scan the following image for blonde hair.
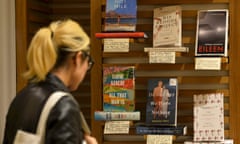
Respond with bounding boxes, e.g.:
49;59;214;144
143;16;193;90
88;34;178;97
24;19;90;82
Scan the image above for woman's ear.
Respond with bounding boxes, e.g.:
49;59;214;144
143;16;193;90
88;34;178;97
73;51;83;65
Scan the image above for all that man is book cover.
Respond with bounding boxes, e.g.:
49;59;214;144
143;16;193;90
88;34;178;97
103;66;135;112
153;5;182;47
195;9;229;56
104;0;137;31
146;78;178;126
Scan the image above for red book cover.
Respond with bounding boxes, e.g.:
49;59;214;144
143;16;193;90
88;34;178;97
95;32;146;38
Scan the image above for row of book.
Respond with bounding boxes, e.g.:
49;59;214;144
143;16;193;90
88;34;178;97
97;0;228;57
96;66;226;142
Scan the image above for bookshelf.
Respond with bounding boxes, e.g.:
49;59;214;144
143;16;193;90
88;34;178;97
90;0;240;143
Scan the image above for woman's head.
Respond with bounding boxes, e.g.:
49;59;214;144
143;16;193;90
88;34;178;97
24;19;90;83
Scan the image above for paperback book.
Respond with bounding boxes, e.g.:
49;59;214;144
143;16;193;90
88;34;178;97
194;93;224;142
104;0;137;32
195;9;229;56
103;66;135;112
94;111;140;121
146;78;178;126
153;5;182;47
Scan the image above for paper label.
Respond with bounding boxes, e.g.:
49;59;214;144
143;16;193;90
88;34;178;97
104;38;129;52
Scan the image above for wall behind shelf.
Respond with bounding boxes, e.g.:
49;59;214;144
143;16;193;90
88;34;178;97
16;0;92;127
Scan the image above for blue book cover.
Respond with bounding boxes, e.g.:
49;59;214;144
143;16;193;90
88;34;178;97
104;0;137;31
103;66;135;112
146;78;178;126
135;123;187;135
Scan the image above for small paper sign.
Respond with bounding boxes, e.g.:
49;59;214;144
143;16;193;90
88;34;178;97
104;38;129;52
104;121;130;134
195;57;221;70
149;51;175;63
147;135;173;144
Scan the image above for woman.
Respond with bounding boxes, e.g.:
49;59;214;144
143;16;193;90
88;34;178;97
3;19;97;144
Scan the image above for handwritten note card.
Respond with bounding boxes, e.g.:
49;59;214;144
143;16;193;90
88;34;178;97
104;121;130;134
149;51;175;63
195;57;221;70
104;38;129;52
147;135;173;144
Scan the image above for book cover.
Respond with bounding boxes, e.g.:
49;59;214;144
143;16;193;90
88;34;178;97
153;5;182;47
195;9;229;56
135;123;187;135
104;0;137;32
103;66;135;112
146;78;178;126
94;111;140;121
193;93;224;142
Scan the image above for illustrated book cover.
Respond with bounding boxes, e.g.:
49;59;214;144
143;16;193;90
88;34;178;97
153;5;182;47
146;78;178;126
195;9;229;56
193;93;224;142
103;66;135;112
104;0;137;32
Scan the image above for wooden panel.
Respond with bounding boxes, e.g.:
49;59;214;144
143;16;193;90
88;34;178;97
228;0;240;143
16;0;92;129
16;0;28;92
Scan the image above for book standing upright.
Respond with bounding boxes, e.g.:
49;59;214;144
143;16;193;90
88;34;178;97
146;78;178;126
104;0;137;32
153;5;182;47
103;66;135;112
193;93;224;142
195;9;229;57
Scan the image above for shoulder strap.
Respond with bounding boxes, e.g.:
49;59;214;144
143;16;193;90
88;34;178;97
36;91;69;143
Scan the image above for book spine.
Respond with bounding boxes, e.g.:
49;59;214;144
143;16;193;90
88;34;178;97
94;111;140;121
135;126;186;135
95;32;145;38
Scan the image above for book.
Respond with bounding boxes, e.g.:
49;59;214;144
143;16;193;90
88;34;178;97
135;123;187;135
94;111;140;121
184;139;233;144
153;5;182;47
146;78;178;126
195;9;229;56
193;93;224;142
103;66;135;112
104;0;137;31
95;32;146;38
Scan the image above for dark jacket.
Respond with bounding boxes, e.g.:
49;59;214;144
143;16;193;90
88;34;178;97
3;74;83;144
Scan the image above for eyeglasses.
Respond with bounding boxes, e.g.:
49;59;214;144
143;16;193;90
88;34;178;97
81;51;94;71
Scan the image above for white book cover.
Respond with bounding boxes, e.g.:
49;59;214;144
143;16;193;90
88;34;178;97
195;9;229;57
153;5;182;47
194;93;224;142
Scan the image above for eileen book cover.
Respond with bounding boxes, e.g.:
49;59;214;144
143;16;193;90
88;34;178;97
195;9;229;57
146;78;178;126
153;5;182;47
104;0;137;32
103;66;135;112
